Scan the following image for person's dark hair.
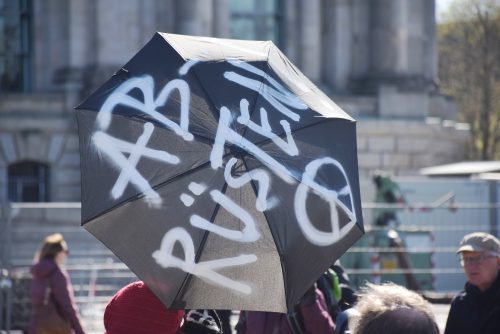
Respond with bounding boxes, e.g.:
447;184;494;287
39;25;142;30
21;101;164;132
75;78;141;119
351;283;439;334
35;233;67;261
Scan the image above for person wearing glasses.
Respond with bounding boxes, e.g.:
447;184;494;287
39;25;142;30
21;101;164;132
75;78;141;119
444;232;500;334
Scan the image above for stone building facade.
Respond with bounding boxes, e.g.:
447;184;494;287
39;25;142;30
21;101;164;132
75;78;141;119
0;0;469;203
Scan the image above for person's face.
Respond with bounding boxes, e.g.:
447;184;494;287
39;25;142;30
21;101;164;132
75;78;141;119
55;242;69;266
460;251;500;291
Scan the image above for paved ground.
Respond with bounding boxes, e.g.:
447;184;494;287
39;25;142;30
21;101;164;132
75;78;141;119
82;303;451;334
432;303;451;334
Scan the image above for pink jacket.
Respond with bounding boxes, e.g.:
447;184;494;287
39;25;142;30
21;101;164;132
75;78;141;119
238;288;335;334
29;259;85;334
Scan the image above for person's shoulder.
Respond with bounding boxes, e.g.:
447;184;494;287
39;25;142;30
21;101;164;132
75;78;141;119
450;289;468;305
50;265;68;281
455;288;467;298
450;288;477;315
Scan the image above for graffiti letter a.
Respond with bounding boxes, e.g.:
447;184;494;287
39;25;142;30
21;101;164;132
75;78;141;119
92;122;180;207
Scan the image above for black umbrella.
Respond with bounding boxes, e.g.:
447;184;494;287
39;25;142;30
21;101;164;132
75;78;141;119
75;32;363;313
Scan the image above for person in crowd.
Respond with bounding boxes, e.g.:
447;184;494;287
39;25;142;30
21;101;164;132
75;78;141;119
444;232;500;334
347;282;439;334
235;283;335;333
372;171;405;227
330;261;357;311
317;260;357;320
177;309;222;334
215;309;232;334
28;233;86;334
103;281;184;334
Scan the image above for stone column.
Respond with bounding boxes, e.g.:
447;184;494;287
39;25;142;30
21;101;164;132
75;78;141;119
298;0;321;82
370;0;437;118
154;0;175;33
213;0;230;38
96;0;142;66
33;0;70;91
322;0;352;93
370;0;437;90
138;0;158;45
350;0;370;78
68;0;95;70
66;0;96;108
175;0;213;36
370;0;408;76
282;0;299;62
0;165;6;202
422;0;437;85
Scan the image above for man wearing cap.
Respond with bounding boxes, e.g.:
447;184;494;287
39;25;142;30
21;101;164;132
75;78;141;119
444;232;500;334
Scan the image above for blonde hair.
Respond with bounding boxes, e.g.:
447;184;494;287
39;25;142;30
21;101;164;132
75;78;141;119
34;233;67;262
351;283;439;334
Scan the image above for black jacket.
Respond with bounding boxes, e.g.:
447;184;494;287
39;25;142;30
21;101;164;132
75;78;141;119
444;271;500;334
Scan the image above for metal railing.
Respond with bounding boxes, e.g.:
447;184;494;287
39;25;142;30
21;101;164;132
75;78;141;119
1;201;499;332
340;203;500;294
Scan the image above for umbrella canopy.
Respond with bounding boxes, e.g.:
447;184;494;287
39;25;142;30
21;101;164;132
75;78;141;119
75;32;364;313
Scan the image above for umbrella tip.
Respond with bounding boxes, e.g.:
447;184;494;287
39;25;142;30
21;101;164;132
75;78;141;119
112;67;130;78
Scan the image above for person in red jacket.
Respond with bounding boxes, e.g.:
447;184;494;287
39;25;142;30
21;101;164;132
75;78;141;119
28;233;85;334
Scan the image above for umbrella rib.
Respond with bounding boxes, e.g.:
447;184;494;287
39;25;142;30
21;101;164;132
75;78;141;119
160;119;343;202
230;118;337;188
148;147;244;192
186;59;271;150
241;155;290;310
239;60;274;140
82;145;240;225
81;158;215;224
185;63;227;133
252;116;348;148
173;182;229;304
147;146;243;206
